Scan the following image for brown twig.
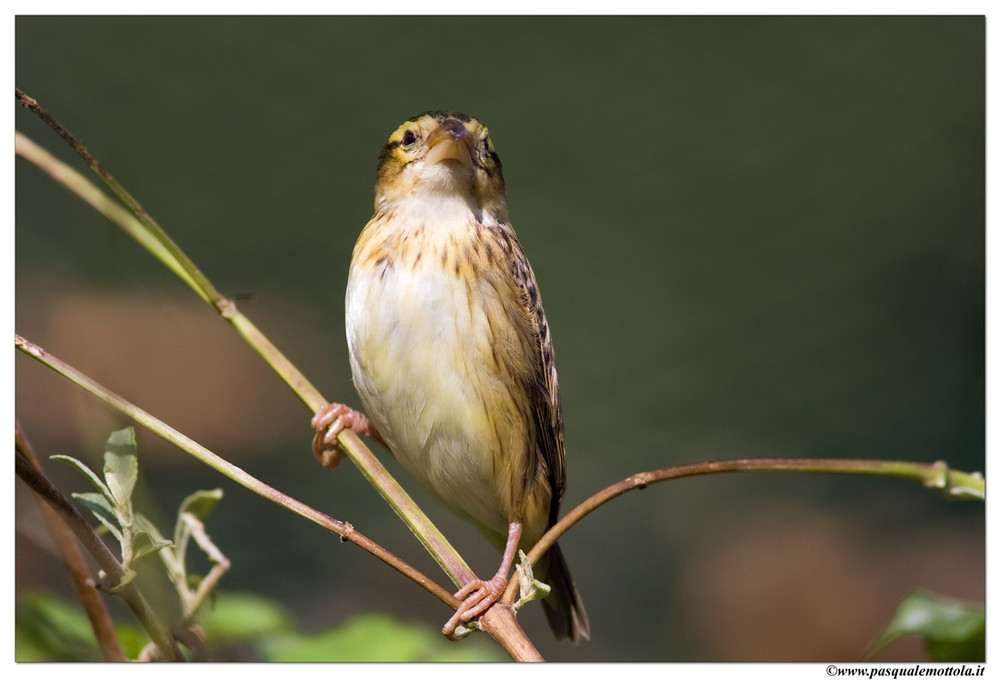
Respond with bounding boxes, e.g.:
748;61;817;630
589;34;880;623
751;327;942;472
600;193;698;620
15;86;481;599
14;333;457;610
504;456;982;603
15;447;183;661
478;605;544;661
16;422;127;661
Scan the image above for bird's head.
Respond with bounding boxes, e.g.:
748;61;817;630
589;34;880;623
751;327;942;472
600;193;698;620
373;111;507;219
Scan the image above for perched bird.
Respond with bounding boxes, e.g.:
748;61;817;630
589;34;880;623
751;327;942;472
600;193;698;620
312;111;588;642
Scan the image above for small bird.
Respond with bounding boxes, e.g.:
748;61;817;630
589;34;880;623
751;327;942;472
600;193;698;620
312;111;588;642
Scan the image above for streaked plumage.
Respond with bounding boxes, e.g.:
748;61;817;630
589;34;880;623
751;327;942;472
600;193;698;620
313;111;588;642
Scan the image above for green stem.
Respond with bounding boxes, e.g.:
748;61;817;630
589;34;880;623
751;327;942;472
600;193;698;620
16;91;215;304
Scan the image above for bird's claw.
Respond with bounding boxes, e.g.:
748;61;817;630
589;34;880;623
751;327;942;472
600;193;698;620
441;575;508;639
311;403;379;468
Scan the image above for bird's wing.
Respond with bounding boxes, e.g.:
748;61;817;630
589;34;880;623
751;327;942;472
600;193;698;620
499;225;567;527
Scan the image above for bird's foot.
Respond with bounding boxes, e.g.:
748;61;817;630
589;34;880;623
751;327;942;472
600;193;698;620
310;403;382;468
442;574;509;639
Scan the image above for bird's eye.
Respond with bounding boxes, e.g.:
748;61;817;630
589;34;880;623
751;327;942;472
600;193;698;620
401;130;417;146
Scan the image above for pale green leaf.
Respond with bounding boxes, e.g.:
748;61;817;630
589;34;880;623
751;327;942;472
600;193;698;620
132;530;173;561
50;455;112;501
103;428;139;508
70;492;123;544
134;513;168;543
868;590;985;662
178;488;224;522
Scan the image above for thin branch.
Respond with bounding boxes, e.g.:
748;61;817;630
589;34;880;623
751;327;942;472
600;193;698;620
503;456;984;603
478;606;544;662
16;90;216;305
15;422;127;662
15;91;480;592
14;333;456;611
16;84;541;657
15;448;182;661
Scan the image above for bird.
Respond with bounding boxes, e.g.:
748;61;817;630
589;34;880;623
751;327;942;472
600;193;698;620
311;110;588;642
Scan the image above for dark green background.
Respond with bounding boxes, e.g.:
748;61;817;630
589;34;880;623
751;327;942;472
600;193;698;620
15;16;984;661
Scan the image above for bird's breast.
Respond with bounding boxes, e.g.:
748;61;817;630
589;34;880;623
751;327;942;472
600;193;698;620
344;209;534;537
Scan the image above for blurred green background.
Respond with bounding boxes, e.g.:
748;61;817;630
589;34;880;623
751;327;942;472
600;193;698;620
15;16;984;662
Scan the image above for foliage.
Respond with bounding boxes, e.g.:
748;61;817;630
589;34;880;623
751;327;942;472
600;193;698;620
15;590;148;662
48;427;230;659
16;590;503;662
52;428;173;589
867;590;985;662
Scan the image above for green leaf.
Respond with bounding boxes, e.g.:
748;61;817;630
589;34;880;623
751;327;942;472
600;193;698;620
263;613;505;662
198;592;295;642
71;492;123;545
50;455;113;501
133;513;168;543
103;428;139;508
513;549;551;611
106;568;137;593
132;529;173;562
71;491;118;526
16;589;147;661
15;589;102;661
868;590;985;661
178;488;224;522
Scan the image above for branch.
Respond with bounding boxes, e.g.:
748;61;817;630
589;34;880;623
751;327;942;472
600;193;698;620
15;338;543;661
14;333;456;610
15;422;127;661
16;88;542;658
504;456;984;603
14;89;478;592
15;446;182;661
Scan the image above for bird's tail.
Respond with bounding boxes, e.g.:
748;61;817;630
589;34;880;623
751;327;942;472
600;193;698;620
541;542;589;642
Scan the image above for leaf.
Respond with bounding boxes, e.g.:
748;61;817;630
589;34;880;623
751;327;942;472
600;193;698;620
16;590;148;662
513;549;550;610
197;592;294;641
133;513;168;543
50;455;113;501
70;492;123;545
868;590;985;662
132;529;173;562
103;428;139;508
16;590;102;661
99;568;137;593
71;491;118;526
178;489;223;523
262;613;505;662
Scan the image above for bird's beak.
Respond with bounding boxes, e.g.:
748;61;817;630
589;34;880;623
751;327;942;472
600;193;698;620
425;118;474;166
